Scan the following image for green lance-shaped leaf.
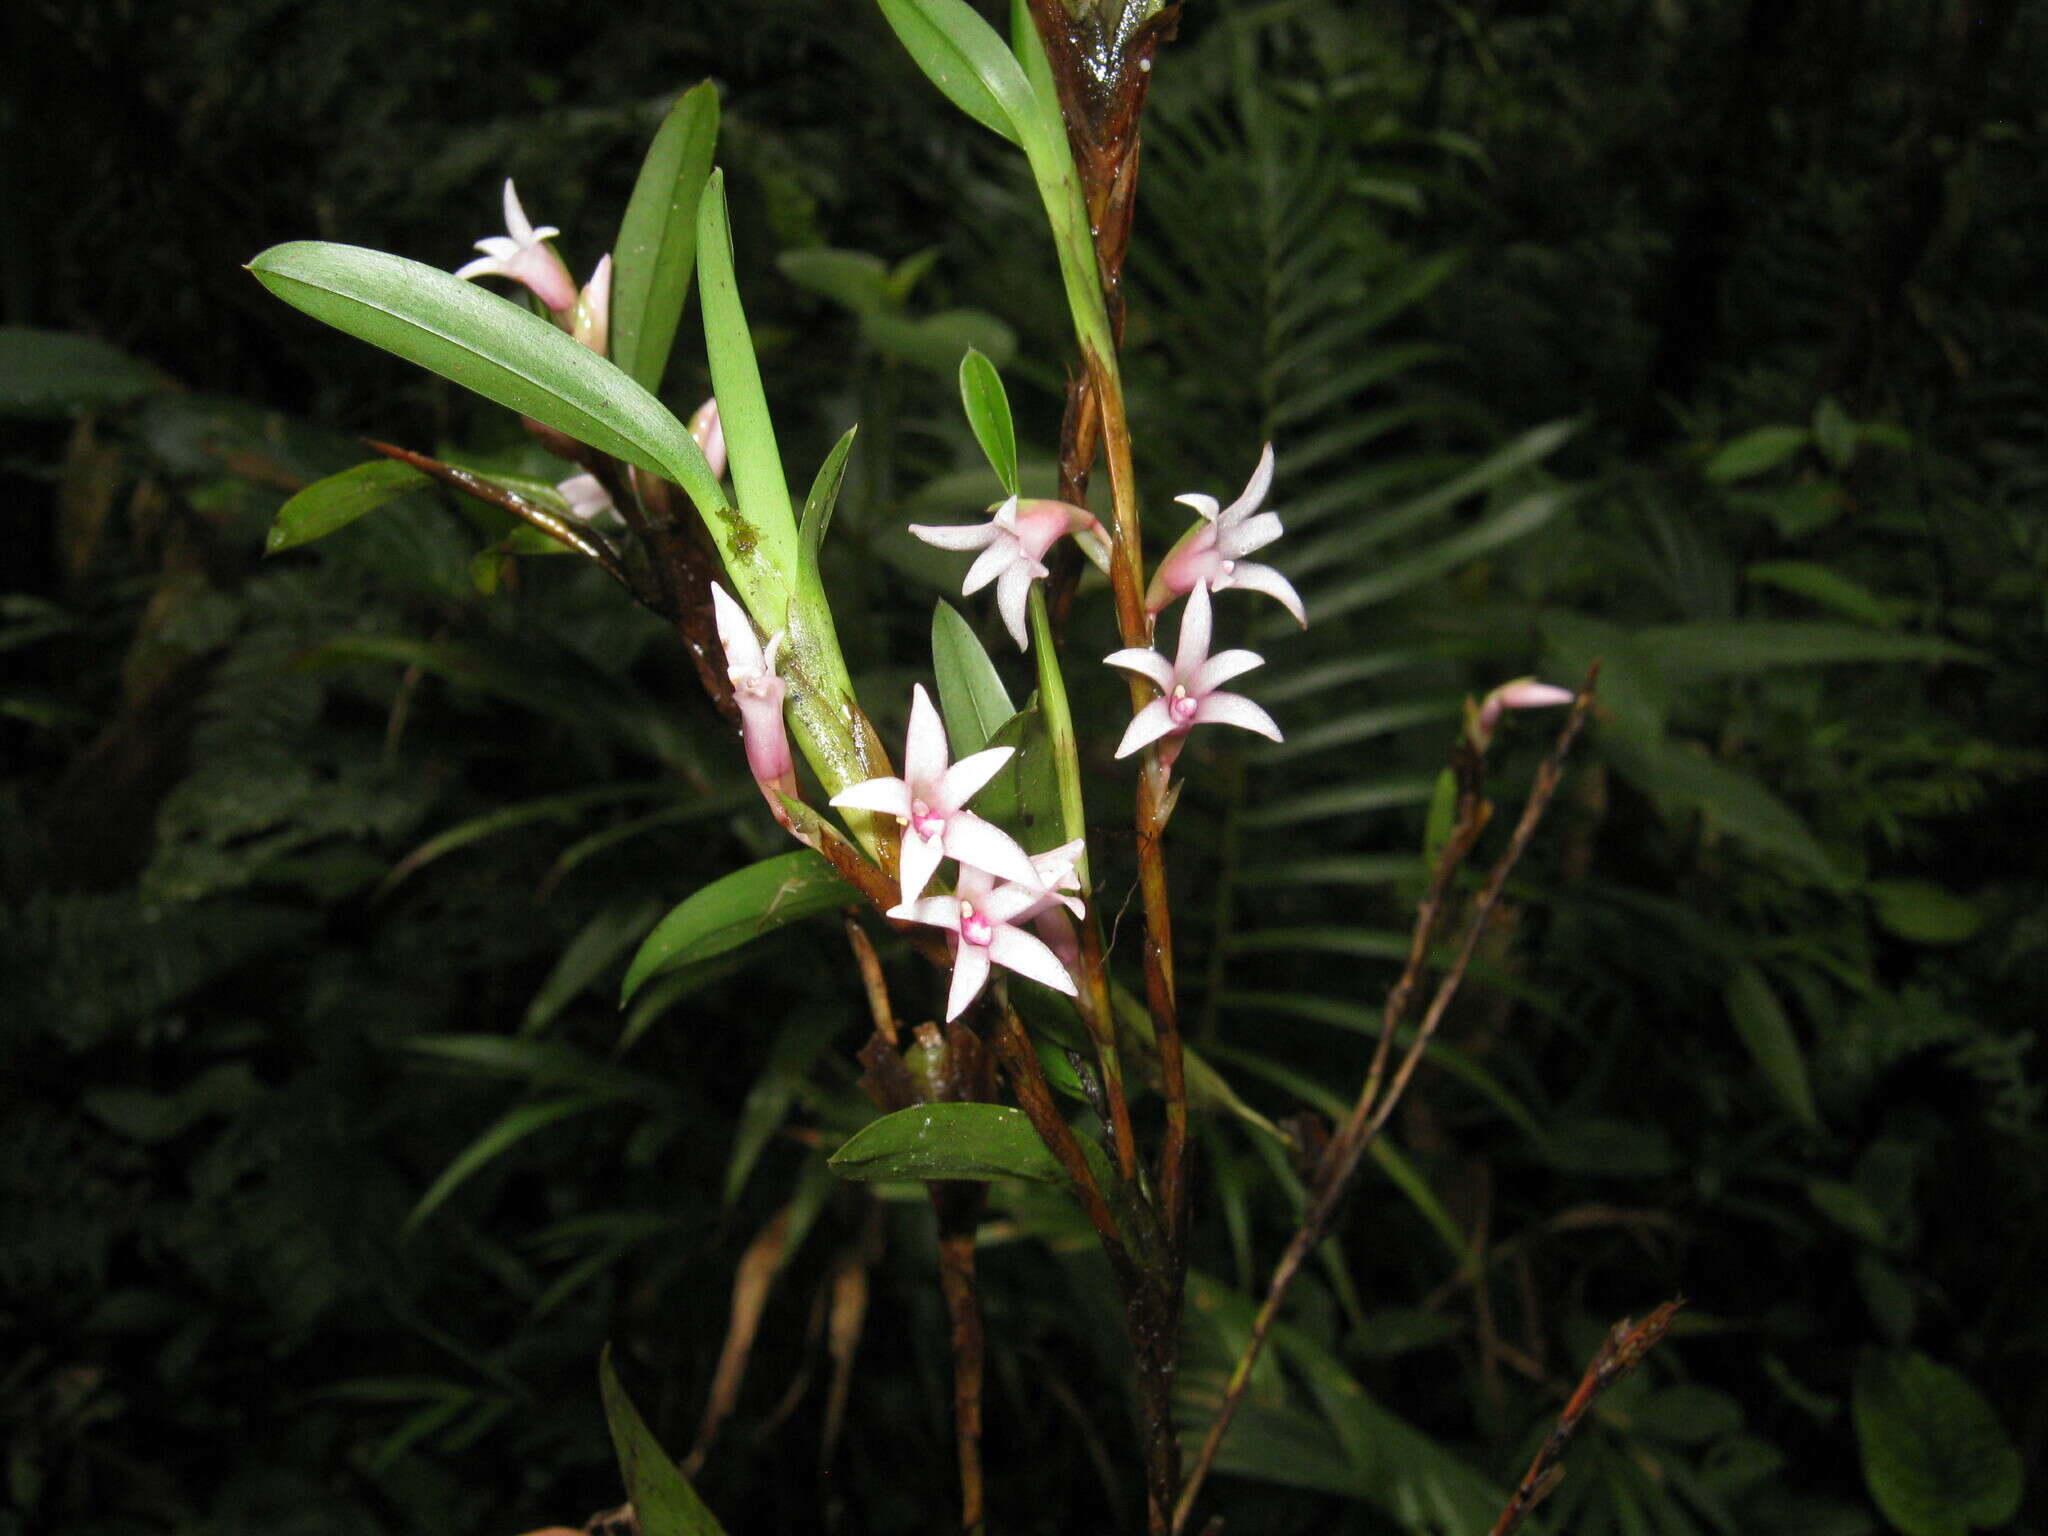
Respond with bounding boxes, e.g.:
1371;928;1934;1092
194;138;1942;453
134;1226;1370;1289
797;426;858;603
876;0;1030;146
879;0;1115;367
1853;1351;2021;1536
246;243;724;514
958;347;1019;496
831;1102;1112;1193
1724;963;1819;1127
600;1347;730;1536
696;171;876;822
1705;424;1810;483
0;326;162;417
610;80;719;395
406;1094;610;1230
694;170;798;591
268;460;430;552
931;600;1016;758
621;850;854;1003
1867;878;1984;946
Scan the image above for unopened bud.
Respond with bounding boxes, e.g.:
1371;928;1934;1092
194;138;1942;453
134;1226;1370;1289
1468;677;1576;752
689;398;727;482
572;254;611;355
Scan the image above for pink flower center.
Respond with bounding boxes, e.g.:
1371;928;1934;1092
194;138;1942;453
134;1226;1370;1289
959;902;994;948
1169;685;1199;727
1219;559;1237;577
908;797;947;841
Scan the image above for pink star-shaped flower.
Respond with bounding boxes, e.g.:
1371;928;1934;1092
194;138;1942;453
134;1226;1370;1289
911;497;1108;651
829;685;1038;904
454;179;579;314
889;858;1081;1021
1146;443;1307;627
1107;582;1282;770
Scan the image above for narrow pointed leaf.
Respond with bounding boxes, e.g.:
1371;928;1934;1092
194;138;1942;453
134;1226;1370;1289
1724;963;1820;1127
876;0;1029;146
268;460;430;552
958;347;1019;495
406;1095;609;1230
932;600;1015;757
798;426;859;595
695;170;799;590
622;850;853;1003
247;242;723;512
600;1347;730;1536
610;81;719;393
1706;425;1809;483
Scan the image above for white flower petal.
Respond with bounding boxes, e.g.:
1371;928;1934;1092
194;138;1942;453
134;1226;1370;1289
994;561;1036;651
938;745;1016;810
904;685;950;791
1104;646;1175;692
1174;491;1222;521
1222;442;1276;523
941;813;1038;887
1174;581;1215;679
1218;560;1307;627
979;881;1046;926
1190;647;1266;694
1220;510;1285;558
909;521;1003;551
709;582;767;677
961;538;1016;596
946;942;991;1020
1028;838;1087;891
501;178;534;244
1192;691;1283;742
889;894;961;929
987;926;1078;996
1115;700;1178;759
828;776;912;817
897;830;947;906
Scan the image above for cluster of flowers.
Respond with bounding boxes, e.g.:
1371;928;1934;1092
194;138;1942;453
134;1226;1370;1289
731;443;1305;1018
456;180;1570;1023
455;180;728;516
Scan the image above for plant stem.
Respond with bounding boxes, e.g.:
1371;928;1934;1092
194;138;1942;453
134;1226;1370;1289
1089;345;1191;1264
932;1188;989;1536
1029;587;1140;1185
1172;676;1598;1535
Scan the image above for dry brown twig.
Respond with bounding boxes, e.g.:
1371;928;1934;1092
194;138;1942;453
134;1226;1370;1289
1171;670;1600;1535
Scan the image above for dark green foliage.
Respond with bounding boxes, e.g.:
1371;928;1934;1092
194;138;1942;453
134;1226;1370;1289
5;2;2044;1535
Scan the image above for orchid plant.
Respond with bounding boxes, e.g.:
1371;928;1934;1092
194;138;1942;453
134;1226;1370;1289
249;7;1606;1535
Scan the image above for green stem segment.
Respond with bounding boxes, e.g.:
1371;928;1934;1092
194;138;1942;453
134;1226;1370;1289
1029;587;1139;1185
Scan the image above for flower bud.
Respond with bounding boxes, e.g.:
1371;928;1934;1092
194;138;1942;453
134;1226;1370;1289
1467;677;1576;752
689;398;727;482
572;254;611;355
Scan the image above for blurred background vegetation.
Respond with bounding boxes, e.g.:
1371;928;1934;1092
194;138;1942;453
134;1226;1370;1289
3;1;2043;1533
